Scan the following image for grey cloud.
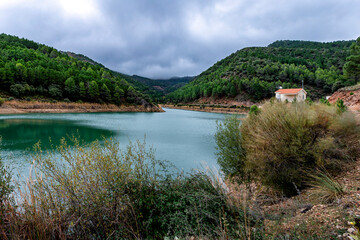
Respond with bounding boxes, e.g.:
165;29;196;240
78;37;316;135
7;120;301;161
0;0;359;78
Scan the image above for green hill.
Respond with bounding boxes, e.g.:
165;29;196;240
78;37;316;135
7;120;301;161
167;40;356;103
0;33;154;107
131;75;193;101
64;50;193;103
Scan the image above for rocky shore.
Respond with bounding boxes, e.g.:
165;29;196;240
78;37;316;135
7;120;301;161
0;100;164;114
161;104;249;114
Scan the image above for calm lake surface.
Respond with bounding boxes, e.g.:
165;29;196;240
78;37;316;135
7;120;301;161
0;108;243;178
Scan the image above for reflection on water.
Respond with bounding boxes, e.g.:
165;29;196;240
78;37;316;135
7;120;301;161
0;119;114;151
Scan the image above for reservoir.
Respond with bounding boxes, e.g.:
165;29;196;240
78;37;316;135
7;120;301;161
0;108;244;177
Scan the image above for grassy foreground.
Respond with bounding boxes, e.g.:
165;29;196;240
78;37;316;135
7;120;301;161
0;139;262;239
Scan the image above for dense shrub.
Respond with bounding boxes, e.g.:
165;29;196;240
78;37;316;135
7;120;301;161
335;98;347;113
215;116;246;182
240;102;359;195
216;101;360;196
10;83;26;97
249;105;260;115
5;138;259;239
48;84;63;99
0;97;4;106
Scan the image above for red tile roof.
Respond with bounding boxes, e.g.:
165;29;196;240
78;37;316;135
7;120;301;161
275;88;304;94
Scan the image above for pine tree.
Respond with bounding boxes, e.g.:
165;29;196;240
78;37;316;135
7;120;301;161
113;86;124;105
79;82;86;99
343;37;360;83
64;77;77;97
100;83;111;102
88;81;99;101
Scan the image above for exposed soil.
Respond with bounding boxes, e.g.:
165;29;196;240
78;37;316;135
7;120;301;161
0;100;164;114
227;158;360;239
193;96;256;107
161;104;249;115
328;84;360;112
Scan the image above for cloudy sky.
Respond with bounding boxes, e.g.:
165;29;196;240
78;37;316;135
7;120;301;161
0;0;359;78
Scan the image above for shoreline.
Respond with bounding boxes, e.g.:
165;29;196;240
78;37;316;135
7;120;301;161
160;104;249;114
0;100;164;115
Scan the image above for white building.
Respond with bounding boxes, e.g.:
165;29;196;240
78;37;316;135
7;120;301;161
275;88;307;102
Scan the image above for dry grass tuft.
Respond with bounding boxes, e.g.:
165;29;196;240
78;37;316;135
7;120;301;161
308;170;346;204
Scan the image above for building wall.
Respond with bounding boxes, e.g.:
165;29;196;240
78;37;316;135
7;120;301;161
277;90;307;102
280;94;296;102
296;90;307;102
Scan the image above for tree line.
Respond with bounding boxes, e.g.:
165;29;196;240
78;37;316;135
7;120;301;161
0;33;152;106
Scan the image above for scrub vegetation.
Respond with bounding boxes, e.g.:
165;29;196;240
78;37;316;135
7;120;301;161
0;139;262;240
216;101;360;196
214;101;360;239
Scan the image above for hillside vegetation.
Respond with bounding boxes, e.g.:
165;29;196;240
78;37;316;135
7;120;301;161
130;75;194;102
0;33;154;107
167;40;356;103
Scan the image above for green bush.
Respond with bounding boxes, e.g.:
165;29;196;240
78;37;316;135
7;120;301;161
335;98;347;113
0;97;4;106
10;84;26;97
241;102;359;195
215;116;246;182
319;97;330;106
249;105;260;115
48;84;63;99
216;101;360;196
9;138;259;239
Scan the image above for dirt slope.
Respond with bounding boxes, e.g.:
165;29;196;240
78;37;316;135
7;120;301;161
328;84;360;111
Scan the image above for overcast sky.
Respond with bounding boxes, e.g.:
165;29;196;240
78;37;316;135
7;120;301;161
0;0;360;78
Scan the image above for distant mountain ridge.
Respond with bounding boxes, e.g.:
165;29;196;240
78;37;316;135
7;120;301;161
167;39;356;103
63;51;105;68
132;75;194;92
269;40;354;49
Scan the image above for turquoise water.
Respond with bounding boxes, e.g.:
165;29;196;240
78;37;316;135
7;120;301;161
0;108;244;177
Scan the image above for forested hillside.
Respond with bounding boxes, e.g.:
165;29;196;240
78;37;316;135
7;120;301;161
0;33;153;106
64;50;193;103
130;75;193;102
167;40;356;103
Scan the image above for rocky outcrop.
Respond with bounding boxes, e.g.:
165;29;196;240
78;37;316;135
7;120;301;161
328;84;360;111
